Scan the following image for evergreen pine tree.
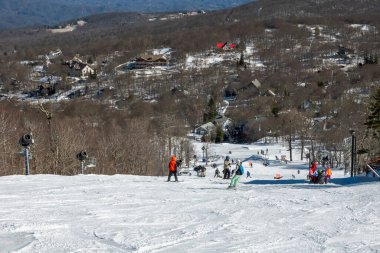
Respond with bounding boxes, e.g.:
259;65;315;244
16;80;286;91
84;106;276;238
215;125;224;143
203;97;218;122
314;26;320;37
366;87;380;136
239;52;245;66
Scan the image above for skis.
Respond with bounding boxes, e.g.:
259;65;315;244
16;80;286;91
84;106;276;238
227;185;237;190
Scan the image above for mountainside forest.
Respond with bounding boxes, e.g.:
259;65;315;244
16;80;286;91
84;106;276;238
0;0;379;176
0;0;253;29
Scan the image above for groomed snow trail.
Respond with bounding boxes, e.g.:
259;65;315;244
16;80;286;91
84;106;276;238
0;174;379;253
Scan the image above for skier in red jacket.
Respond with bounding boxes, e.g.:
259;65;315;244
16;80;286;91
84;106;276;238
167;155;178;182
309;161;318;183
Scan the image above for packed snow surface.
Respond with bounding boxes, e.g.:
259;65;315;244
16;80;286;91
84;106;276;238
1;141;379;253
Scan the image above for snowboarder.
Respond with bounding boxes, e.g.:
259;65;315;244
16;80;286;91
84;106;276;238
228;160;244;189
167;155;178;182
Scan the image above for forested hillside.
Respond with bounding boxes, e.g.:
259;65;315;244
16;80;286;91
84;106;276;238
0;0;253;29
0;0;379;176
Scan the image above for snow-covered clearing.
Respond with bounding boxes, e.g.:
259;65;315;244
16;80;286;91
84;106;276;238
1;141;379;253
47;21;87;34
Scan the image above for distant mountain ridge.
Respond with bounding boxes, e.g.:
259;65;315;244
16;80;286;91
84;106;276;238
0;0;254;29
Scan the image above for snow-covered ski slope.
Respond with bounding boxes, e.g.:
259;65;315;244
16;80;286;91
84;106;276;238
1;141;379;253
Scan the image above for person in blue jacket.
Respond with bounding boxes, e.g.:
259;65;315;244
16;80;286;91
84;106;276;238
228;160;244;188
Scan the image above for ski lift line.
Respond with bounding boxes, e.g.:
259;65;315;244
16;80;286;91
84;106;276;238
367;164;380;179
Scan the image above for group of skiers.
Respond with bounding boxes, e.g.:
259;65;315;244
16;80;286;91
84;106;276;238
213;156;246;188
228;159;244;189
169;155;334;186
308;160;332;184
167;155;245;188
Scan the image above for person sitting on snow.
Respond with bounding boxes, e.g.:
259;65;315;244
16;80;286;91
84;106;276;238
214;167;222;178
316;169;325;184
309;169;318;183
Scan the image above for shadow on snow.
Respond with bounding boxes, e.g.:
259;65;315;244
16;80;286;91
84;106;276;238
244;176;379;188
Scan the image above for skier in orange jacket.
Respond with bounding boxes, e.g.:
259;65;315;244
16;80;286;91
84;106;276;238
325;167;332;184
167;155;178;182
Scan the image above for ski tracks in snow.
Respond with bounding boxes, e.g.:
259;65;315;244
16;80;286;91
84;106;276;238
0;175;379;252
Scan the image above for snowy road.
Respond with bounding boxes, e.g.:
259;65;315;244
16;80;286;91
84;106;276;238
1;142;379;252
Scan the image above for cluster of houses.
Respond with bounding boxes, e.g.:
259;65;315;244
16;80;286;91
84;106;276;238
64;56;96;78
194;114;231;137
19;49;97;98
225;77;277;99
27;49;96;81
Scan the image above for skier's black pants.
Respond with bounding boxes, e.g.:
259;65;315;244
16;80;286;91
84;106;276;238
223;170;230;179
168;171;178;181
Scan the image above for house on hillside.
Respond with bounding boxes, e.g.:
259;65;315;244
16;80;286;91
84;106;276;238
36;83;56;97
195;122;215;135
30;65;46;79
66;56;86;70
248;79;262;95
263;89;276;97
65;56;95;78
81;65;95;77
213;115;231;131
336;45;355;64
47;49;62;60
337;46;354;57
323;119;339;131
312;118;339;132
216;42;237;50
134;54;168;69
